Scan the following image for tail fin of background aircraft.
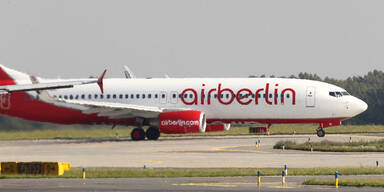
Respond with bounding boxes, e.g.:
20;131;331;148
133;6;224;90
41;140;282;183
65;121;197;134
0;64;31;86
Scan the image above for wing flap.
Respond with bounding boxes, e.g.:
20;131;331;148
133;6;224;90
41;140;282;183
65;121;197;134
62;100;164;119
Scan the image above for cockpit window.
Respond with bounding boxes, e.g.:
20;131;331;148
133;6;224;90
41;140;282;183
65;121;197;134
329;91;350;97
335;92;342;97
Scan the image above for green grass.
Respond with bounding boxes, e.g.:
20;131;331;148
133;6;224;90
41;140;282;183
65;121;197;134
274;139;384;152
0;124;383;140
2;167;384;179
303;178;384;187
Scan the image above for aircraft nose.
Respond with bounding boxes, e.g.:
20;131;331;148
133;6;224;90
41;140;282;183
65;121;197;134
349;97;368;117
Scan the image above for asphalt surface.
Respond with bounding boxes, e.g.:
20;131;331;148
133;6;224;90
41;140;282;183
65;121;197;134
0;134;383;168
0;176;384;192
1;134;384;191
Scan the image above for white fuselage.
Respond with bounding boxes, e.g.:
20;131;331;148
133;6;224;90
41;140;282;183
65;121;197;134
44;78;367;124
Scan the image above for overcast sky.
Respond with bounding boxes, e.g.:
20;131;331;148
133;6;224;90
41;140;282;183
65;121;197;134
0;0;383;79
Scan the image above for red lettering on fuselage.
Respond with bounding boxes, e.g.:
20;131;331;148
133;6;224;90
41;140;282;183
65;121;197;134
181;88;198;105
181;83;296;106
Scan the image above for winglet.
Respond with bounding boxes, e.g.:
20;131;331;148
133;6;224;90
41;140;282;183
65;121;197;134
98;70;107;94
123;66;135;79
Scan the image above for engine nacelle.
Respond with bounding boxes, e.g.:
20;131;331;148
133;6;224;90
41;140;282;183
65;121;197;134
205;124;231;132
159;110;206;134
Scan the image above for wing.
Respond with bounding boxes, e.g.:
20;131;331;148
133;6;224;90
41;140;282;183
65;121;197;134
0;70;107;94
67;100;162;118
56;99;188;119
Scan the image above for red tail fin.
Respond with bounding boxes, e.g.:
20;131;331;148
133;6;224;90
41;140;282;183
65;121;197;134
0;64;31;86
0;65;16;86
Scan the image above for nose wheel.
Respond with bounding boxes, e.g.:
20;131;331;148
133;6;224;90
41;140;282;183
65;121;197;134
316;128;325;137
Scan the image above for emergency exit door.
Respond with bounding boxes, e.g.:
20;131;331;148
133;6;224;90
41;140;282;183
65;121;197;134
306;87;316;107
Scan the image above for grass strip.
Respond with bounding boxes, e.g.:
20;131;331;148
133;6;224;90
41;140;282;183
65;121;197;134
2;167;384;179
0;125;384;140
303;178;384;187
274;140;384;152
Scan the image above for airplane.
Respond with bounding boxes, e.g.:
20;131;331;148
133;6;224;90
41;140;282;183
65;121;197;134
0;64;367;140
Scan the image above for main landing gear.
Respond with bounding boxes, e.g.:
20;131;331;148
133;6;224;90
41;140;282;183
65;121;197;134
316;127;325;137
131;127;160;141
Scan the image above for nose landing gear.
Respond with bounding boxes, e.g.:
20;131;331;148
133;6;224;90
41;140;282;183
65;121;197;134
316;128;325;137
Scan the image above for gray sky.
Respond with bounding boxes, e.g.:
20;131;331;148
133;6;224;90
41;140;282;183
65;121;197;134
0;0;383;79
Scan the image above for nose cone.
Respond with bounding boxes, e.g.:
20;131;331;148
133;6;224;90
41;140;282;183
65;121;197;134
349;97;368;117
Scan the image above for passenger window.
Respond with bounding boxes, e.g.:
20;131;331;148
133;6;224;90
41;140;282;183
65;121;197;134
155;94;158;99
75;95;79;99
287;94;290;98
107;94;111;99
214;94;217;99
94;94;98;99
113;94;117;99
69;95;73;100
142;94;146;99
125;94;129;99
119;94;123;99
100;94;104;99
136;94;140;99
81;95;85;99
275;94;278;98
59;95;62;99
269;94;272;98
162;94;165;99
220;94;223;99
148;94;152;99
172;94;176;98
131;94;134;99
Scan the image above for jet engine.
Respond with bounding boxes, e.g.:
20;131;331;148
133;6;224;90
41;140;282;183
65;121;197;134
159;110;206;134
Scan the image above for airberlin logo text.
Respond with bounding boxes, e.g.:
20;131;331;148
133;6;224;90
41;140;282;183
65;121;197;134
161;120;200;127
181;83;296;106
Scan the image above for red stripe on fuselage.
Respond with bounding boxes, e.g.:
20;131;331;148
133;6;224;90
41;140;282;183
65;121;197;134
0;92;136;125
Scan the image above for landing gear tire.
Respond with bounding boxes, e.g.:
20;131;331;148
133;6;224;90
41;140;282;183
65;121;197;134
131;128;146;141
146;127;160;140
316;128;325;137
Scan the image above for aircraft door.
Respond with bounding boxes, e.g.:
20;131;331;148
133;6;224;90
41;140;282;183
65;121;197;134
170;91;178;104
160;91;167;104
306;87;316;107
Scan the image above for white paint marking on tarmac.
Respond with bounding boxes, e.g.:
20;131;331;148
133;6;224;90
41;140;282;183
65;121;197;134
212;145;272;153
328;134;384;140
